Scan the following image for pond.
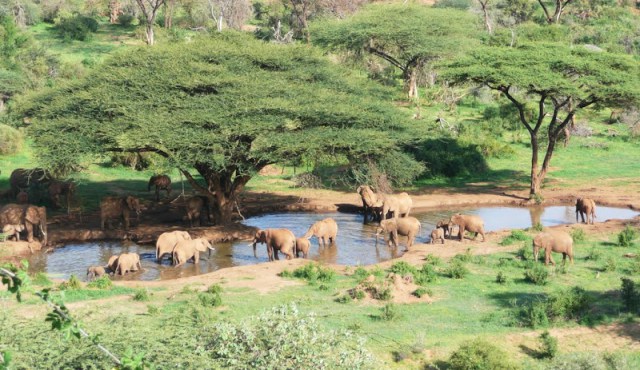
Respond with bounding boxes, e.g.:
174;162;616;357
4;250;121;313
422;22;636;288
27;205;639;281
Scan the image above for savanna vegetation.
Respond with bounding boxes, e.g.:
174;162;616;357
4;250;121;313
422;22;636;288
1;0;640;368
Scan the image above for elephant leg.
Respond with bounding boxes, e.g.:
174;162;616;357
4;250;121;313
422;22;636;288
25;223;35;243
480;231;485;242
274;249;280;260
459;227;464;241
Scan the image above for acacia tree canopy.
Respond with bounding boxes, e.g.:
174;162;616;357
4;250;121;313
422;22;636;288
442;42;640;197
17;32;419;223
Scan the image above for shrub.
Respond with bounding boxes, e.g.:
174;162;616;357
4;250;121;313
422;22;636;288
585;248;603;261
452;249;473;263
279;269;293;278
388;261;417;276
525;300;550;328
0;124;24;155
58;275;82;290
630;256;640;274
445;260;469;279
521;287;590;328
500;230;530;246
571;228;586;243
206;284;222;295
31;272;53;287
118;14;135;26
412;287;431;298
198;291;222;307
56;15;99;41
352;266;369;282
414;264;438;285
378;303;400;321
146;305;159;315
524;264;549;285
132;288;150;301
433;0;473;9
448;338;518;370
292;263;336;284
532;222;544;231
335;294;352;304
618;225;638;247
620;278;640;313
87;275;112;289
538;331;558;359
496;271;507;284
203;303;372;368
372;285;393;301
602;256;617;272
517;245;534;261
424;254;443;265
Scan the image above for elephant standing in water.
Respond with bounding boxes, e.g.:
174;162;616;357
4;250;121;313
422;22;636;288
100;196;142;230
449;213;485;242
303;218;338;247
86;266;107;281
533;230;574;266
172;238;215;267
356;185;381;223
379;192;413;220
575;198;596;224
295;237;311;258
156;230;191;261
251;229;296;261
148;175;172;201
114;252;142;275
0;204;47;246
376;217;422;251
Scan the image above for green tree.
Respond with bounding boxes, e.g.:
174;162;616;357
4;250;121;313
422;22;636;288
16;32;419;223
312;4;480;99
443;42;640;197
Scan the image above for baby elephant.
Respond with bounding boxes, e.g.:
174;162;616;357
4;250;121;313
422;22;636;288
430;228;445;244
86;266;107;281
436;219;452;238
2;224;25;241
295;237;311;258
533;230;574;266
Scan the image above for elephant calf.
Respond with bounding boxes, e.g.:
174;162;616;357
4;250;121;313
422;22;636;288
533;231;574;266
295;237;311;258
87;266;107;281
251;229;296;261
376;217;422;251
148;175;172;202
575;197;597;225
430;228;445;244
2;224;25;241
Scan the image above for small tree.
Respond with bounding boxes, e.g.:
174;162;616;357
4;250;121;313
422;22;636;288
135;0;164;45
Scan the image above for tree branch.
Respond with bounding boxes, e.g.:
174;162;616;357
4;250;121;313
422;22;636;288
499;85;534;132
365;46;405;72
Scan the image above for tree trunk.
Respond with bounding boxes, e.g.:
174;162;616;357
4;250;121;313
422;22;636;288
164;0;175;28
146;23;155;45
404;68;419;100
109;1;120;24
529;133;540;197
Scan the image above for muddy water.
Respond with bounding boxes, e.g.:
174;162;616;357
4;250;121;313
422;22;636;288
27;205;638;281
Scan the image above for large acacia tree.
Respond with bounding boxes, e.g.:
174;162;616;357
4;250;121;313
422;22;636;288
17;32;417;223
443;42;640;198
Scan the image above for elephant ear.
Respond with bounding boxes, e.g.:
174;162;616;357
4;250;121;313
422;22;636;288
24;206;39;224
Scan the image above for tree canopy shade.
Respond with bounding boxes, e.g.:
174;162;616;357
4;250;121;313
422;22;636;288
16;32;418;223
442;42;640;197
311;4;480;99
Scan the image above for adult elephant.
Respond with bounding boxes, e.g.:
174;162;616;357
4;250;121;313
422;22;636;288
449;213;485;242
251;229;296;261
376;216;421;251
48;179;76;209
156;230;191;262
172;238;214;267
100;196;142;230
9;168;52;197
185;195;210;227
533;230;574;266
303;218;338;247
0;204;47;246
575;198;597;225
107;255;119;273
148;175;172;201
356;185;381;223
114;253;142;275
380;192;413;220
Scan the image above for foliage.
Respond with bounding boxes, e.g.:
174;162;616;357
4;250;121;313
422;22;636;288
532;222;544;232
448;338;519;370
202;303;372;368
424;254;443;266
292;263;336;284
0;124;24;155
341;151;425;188
602;256;618;272
377;303;400;321
445;260;469;279
495;271;508;284
58;274;82;290
617;225;638;247
620;278;640;314
571;228;587;243
55;15;99;41
118;14;135;27
538;331;558;359
452;249;473;263
433;0;473;9
198;284;223;307
388;261;417;276
387;262;437;285
351;266;369;282
524;264;549;285
521;287;591;328
31;272;52;287
132;288;150;302
412;287;431;298
86;275;112;289
409;138;489;178
545;351;640;370
500;230;531;246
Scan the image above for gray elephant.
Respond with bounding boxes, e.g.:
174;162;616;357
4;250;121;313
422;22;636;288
172;238;214;267
100;196;142;230
0;204;47;246
430;228;445;244
185;195;210;227
356;185;382;223
156;230;191;261
114;252;142;275
575;198;596;225
379;192;413;220
48;179;76;210
449;213;485;242
2;223;25;241
533;230;574;266
251;229;296;261
86;266;107;281
107;255;119;273
303;218;338;247
148;174;172;201
436;219;452;239
376;216;422;251
295;237;311;258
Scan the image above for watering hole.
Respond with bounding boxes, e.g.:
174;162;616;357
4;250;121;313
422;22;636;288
27;205;639;281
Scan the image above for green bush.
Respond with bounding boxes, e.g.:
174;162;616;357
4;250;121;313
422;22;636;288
198;291;223;307
445;260;469;279
602;256;618;272
86;275;112;289
618;225;638;247
206;284;223;295
525;300;550;328
524;264;549;285
448;338;518;370
410;138;488;178
433;0;473;9
292;263;336;284
388;261;417;276
335;294;352;304
532;222;544;231
118;14;135;26
56;15;99;41
500;230;531;246
414;264;438;285
522;287;591;328
544;352;638;370
352;266;369;282
0;124;24;155
538;331;558;359
630;256;640;274
412;287;431;298
58;275;82;290
132;288;150;301
585;248;603;261
517;245;534;261
620;278;640;313
452;249;473;263
424;254;443;265
571;228;586;243
378;303;400;321
146;305;159;315
31;272;53;287
496;271;507;284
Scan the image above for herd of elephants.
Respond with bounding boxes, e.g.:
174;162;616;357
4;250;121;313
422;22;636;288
0;168;599;280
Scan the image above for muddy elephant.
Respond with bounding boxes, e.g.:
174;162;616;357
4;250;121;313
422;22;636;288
0;204;47;246
252;229;296;261
100;196;142;230
2;223;25;241
303;218;338;247
156;230;191;261
114;252;142;275
356;185;382;223
10;168;52;197
449;214;485;242
107;255;119;273
379;192;413;220
430;228;445;244
436;219;452;239
533;230;574;266
86;266;106;281
185;195;210;227
148;175;172;201
295;237;311;258
48;179;76;209
172;238;214;267
575;198;596;225
376;216;422;251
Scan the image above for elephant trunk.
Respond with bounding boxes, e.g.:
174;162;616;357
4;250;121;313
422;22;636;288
40;209;47;247
251;242;257;258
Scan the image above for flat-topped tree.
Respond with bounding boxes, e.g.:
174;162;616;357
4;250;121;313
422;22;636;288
16;32;417;224
443;43;640;198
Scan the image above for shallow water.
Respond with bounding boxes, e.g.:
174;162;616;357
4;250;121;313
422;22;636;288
28;205;638;281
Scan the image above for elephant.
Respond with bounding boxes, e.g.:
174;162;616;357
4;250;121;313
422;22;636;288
48;179;76;209
185;195;211;227
86;266;106;281
114;252;142;275
9;168;52;197
0;204;47;246
379;192;413;220
436;219;453;238
575;198;597;225
172;238;214;267
107;255;119;273
533;230;574;266
449;213;485;242
156;230;191;261
303;218;338;247
376;216;422;251
2;224;25;241
100;196;142;230
148;175;172;201
251;229;296;261
430;228;445;244
295;237;311;258
356;185;382;223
